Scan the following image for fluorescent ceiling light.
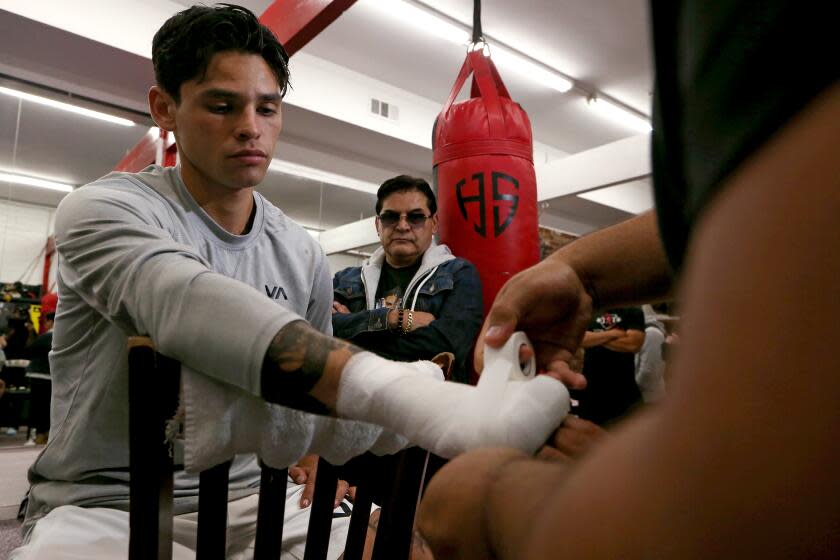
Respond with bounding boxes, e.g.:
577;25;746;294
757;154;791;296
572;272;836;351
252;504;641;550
587;97;652;133
0;171;75;193
0;86;135;127
489;46;573;93
268;159;380;194
365;0;572;92
370;0;470;45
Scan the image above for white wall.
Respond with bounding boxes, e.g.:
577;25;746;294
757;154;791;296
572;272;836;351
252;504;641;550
0;200;55;286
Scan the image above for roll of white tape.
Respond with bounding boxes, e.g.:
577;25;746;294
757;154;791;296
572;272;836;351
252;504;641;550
482;331;536;383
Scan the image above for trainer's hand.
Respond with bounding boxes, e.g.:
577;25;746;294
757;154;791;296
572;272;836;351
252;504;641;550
537;415;607;463
418;448;525;559
475;256;591;390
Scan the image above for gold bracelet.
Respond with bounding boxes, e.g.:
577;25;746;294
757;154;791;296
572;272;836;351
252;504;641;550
402;310;414;335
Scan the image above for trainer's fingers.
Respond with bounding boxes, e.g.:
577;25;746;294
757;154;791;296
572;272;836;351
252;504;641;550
518;344;534;367
483;309;518;347
536;444;573;464
474;312;518;373
562;414;601;432
541;360;587;390
551;416;606;459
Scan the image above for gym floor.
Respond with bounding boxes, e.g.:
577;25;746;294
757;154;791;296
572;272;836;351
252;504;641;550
0;438;42;558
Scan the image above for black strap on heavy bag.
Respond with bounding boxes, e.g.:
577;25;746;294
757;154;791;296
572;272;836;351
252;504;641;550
472;0;483;44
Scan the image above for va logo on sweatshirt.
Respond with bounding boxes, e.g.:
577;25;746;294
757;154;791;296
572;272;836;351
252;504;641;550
265;285;288;300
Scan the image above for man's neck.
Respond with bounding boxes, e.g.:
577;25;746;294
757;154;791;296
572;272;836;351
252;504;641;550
385;254;422;269
181;166;256;235
200;192;256;235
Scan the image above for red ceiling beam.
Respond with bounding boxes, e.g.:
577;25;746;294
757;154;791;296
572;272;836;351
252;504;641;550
260;0;358;57
114;128;161;172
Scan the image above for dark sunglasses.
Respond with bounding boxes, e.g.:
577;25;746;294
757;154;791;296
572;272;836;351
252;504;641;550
377;211;433;228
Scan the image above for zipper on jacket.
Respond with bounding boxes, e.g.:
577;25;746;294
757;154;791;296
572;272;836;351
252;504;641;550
407;266;439;311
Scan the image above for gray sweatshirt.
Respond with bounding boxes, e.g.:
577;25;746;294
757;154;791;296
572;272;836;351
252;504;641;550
24;165;332;534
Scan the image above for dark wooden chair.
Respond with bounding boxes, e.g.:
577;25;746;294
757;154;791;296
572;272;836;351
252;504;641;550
127;337;441;560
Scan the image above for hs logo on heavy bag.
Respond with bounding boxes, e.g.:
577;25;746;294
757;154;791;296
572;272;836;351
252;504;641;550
455;171;519;238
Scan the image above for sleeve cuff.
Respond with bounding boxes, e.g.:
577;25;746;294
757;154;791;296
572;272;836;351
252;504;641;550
367;307;391;332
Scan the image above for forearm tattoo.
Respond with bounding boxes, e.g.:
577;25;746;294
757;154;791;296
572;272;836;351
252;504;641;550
261;320;361;415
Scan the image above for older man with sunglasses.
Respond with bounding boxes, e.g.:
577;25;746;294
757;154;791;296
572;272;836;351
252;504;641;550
332;175;483;384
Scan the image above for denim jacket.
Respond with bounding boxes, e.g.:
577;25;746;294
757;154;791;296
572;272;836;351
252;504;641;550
332;244;483;383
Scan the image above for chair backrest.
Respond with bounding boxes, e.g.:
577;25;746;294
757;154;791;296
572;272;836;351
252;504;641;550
127;337;440;560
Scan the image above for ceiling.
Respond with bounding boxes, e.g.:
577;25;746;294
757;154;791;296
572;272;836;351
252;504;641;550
303;0;653;153
0;0;655;239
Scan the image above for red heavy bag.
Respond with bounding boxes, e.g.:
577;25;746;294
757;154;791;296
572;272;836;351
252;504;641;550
433;49;540;316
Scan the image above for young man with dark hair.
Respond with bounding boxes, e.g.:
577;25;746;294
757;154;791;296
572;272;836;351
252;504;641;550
14;5;570;558
332;175;483;383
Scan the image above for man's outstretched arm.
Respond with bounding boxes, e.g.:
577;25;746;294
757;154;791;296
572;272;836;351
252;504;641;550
260;318;570;460
261;319;361;415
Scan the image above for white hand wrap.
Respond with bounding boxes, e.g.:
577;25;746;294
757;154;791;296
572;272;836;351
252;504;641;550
336;333;570;458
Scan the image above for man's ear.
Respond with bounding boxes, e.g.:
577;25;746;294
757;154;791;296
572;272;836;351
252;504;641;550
374;217;381;237
148;86;177;132
430;213;439;234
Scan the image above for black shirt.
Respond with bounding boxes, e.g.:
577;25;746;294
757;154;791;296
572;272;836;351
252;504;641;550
26;331;53;376
650;1;837;271
375;260;422;310
574;307;645;426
